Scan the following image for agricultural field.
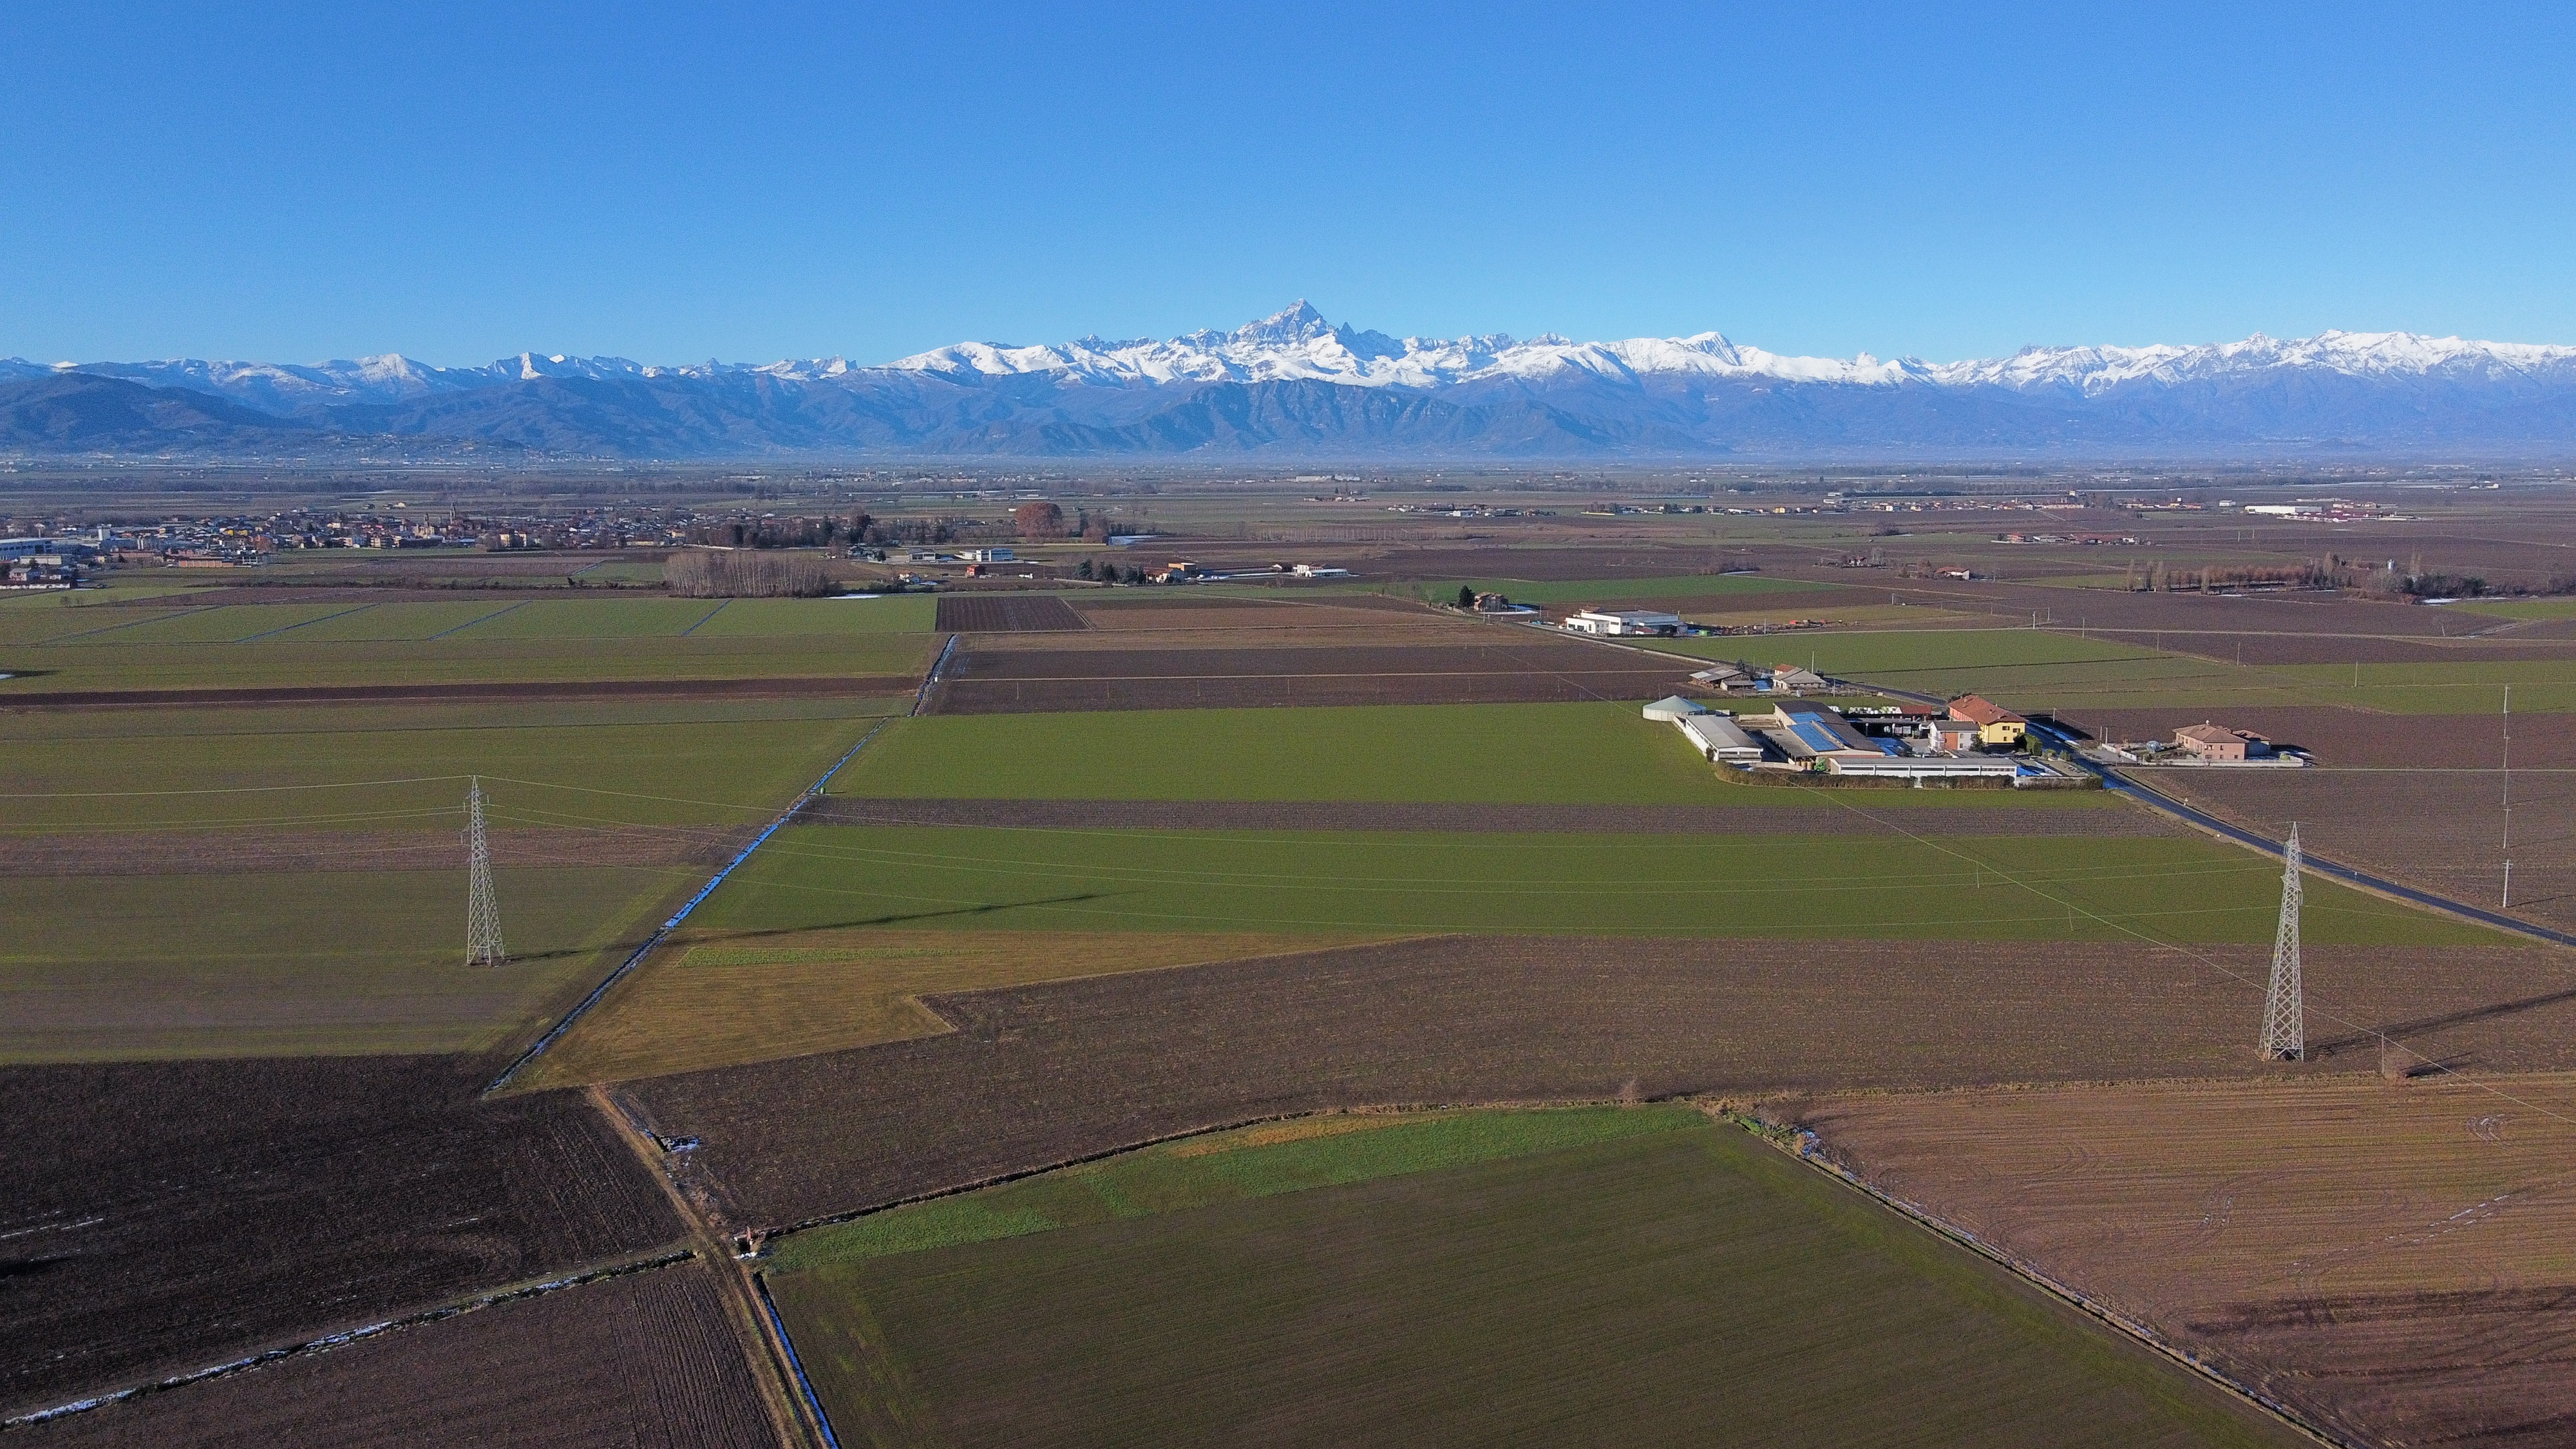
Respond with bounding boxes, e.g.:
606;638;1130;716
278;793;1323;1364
763;1108;2304;1448
0;695;890;1060
0;696;888;829
933;593;1088;631
527;929;1400;1086
623;936;2576;1229
14;490;2573;1444
0;862;688;1061
931;638;1698;712
692;824;2481;943
829;700;2123;806
2451;595;2576;621
20;1262;776;1448
0;1054;679;1419
804;795;2170;835
1787;1077;2576;1448
1416;571;1825;602
0;591;936;695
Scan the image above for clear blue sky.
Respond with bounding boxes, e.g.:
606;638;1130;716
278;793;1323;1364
6;3;2572;366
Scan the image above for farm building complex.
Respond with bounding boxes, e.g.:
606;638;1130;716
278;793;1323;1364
1646;696;2045;783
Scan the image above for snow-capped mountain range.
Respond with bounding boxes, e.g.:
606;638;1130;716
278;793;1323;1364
8;302;2576;459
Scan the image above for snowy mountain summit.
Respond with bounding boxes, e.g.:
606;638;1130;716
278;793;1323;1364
884;301;2576;396
9;303;2576;458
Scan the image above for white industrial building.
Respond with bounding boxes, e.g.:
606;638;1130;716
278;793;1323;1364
1678;712;1765;764
1824;752;2020;781
1565;608;1684;636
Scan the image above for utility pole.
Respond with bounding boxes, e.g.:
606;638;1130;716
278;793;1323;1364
2504;858;2513;911
2502;685;2511;850
2258;824;2305;1061
466;777;506;968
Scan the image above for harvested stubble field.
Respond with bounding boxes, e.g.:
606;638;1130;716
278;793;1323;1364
1063;596;1466;632
766;1109;2300;1449
933;593;1089;632
0;862;685;1061
526;929;1399;1086
0;696;881;831
1788;1077;2576;1448
0;823;747;876
1368;544;1803;582
19;1259;774;1449
698;824;2477;943
931;638;1694;712
0;1056;679;1418
804;795;2176;835
1419;572;1828;603
2139;765;2573;934
2065;704;2550;767
623;936;2576;1229
833;701;2129;806
0;594;938;694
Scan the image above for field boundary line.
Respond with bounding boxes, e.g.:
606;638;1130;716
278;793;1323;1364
424;598;528;639
911;633;959;714
0;1247;697;1434
483;717;893;1094
752;1095;1647;1245
29;603;224;645
592;1084;831;1449
230;601;377;643
680;599;732;636
1723;1111;2354;1449
750;1272;844;1449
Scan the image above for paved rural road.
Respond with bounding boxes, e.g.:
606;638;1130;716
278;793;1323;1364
2026;719;2576;949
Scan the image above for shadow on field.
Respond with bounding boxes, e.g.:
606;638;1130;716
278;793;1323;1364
685;891;1123;944
2312;983;2576;1057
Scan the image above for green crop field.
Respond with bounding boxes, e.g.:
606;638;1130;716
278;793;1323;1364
0;862;688;1061
0;631;936;694
2448;596;2576;621
684;594;938;634
0;698;891;831
833;702;2114;807
699;825;2486;944
2273;659;2576;714
0;591;940;692
1658;629;2462;713
766;1109;2304;1448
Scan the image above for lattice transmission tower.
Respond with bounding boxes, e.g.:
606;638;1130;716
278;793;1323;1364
465;777;506;968
2257;822;2304;1061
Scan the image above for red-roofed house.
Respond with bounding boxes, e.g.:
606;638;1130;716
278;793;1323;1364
1947;694;2028;747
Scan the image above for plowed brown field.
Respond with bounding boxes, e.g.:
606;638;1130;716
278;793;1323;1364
934;594;1090;632
2136;764;2573;934
625;935;2576;1231
0;1056;679;1417
1787;1077;2576;1449
19;1260;774;1448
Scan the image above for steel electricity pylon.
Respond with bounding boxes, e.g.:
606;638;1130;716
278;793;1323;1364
465;777;506;968
2257;822;2304;1061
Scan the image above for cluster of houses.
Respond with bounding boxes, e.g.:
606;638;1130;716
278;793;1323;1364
0;535;99;589
2094;723;2306;767
1645;691;2078;785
